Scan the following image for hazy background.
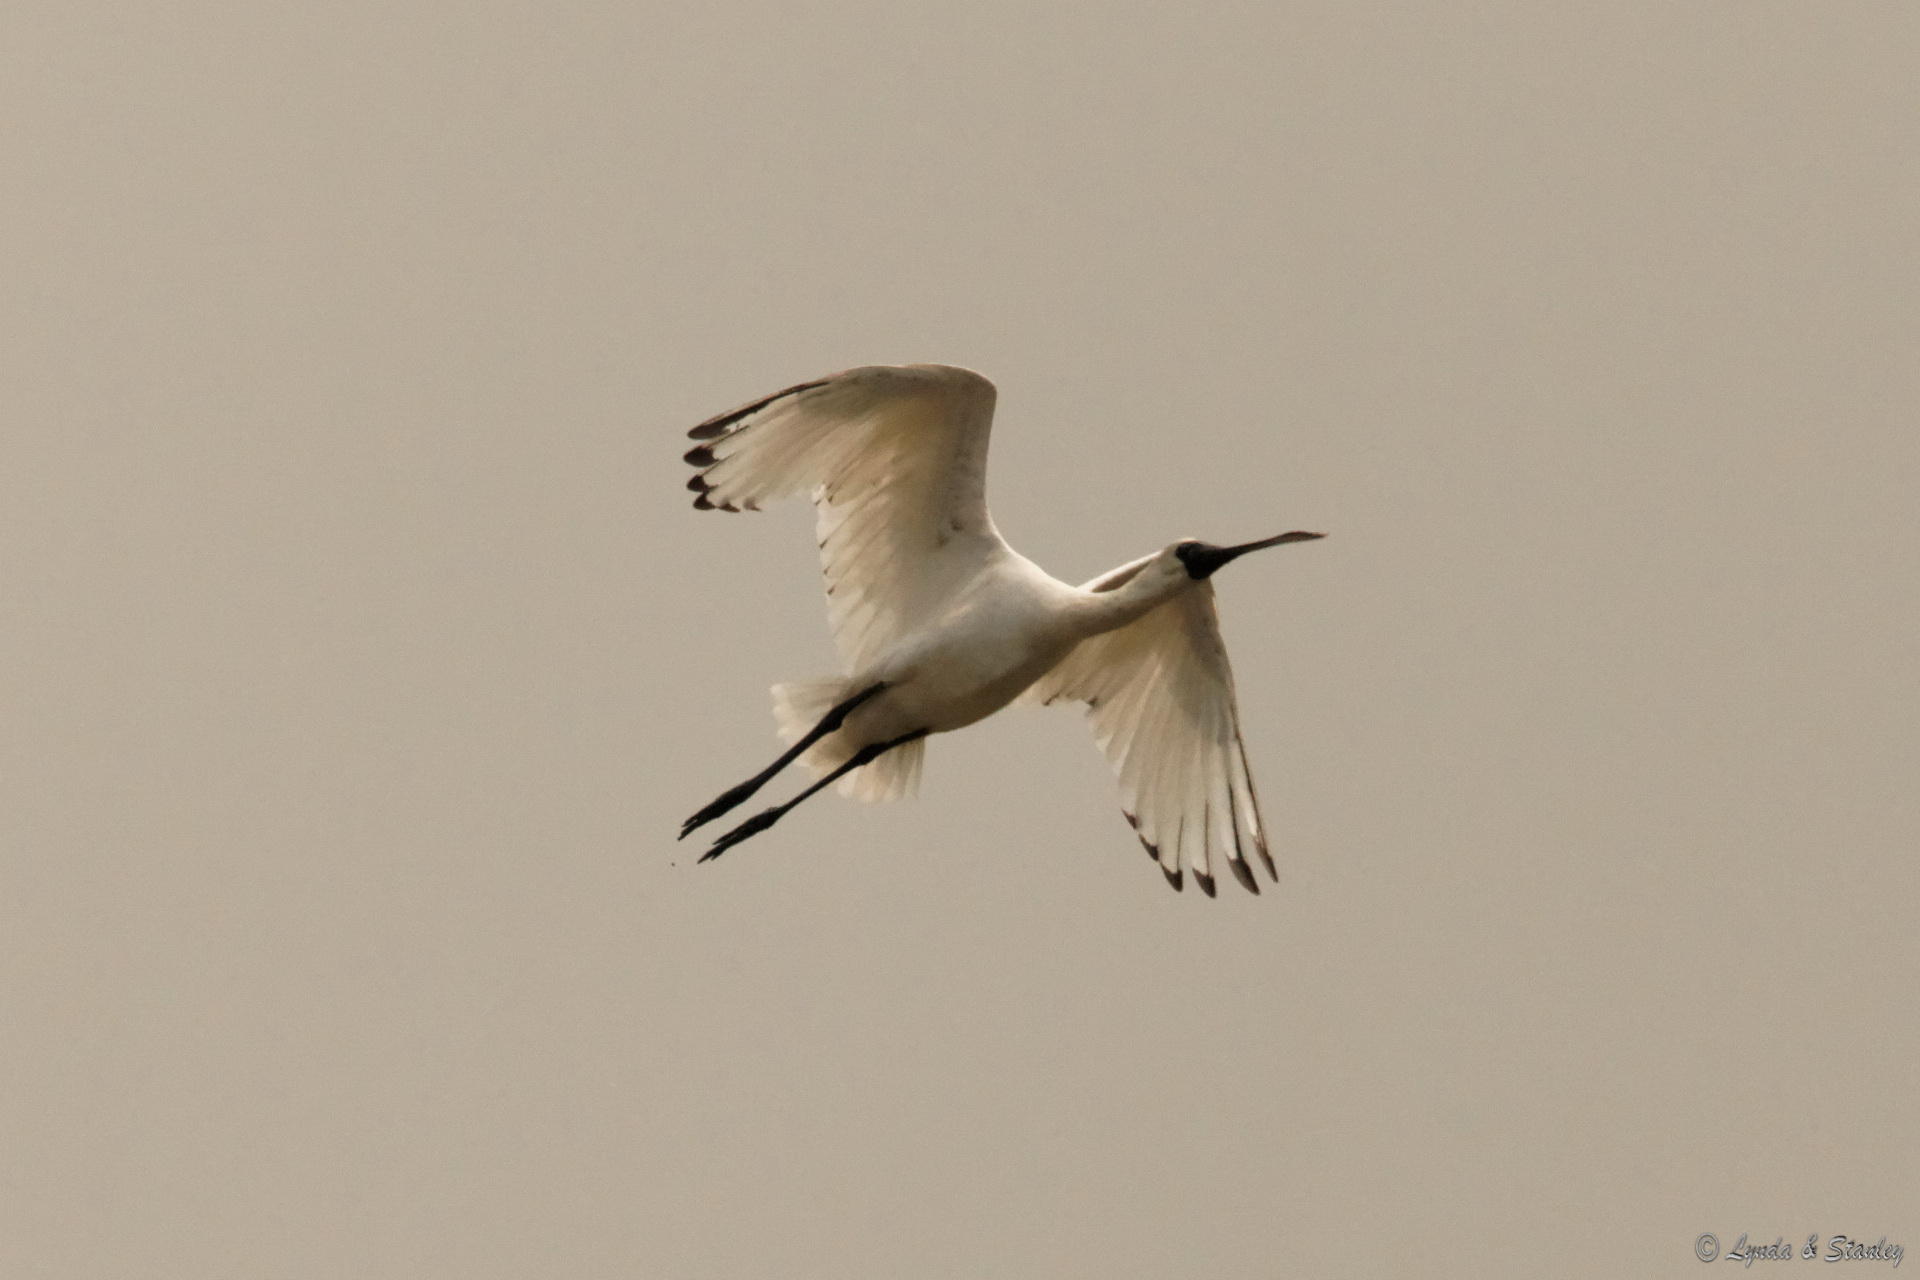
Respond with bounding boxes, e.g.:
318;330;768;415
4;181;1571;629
6;2;1915;1276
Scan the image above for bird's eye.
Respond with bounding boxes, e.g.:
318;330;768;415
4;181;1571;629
1174;541;1200;560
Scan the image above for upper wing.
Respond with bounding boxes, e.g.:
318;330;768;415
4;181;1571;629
684;364;1004;672
1026;581;1275;896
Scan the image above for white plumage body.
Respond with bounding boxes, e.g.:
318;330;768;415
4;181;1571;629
867;554;1104;730
680;363;1322;895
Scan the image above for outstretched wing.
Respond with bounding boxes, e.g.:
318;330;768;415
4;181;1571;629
684;364;1004;672
1026;581;1274;896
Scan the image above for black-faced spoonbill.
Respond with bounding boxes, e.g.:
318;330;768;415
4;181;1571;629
678;364;1323;895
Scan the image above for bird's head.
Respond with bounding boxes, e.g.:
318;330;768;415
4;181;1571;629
1167;531;1325;580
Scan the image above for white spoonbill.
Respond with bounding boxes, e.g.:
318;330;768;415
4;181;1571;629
677;364;1323;895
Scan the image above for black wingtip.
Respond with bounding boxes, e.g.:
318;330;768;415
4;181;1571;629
1161;864;1183;892
1196;870;1217;898
1229;858;1259;895
1125;811;1161;863
683;444;717;467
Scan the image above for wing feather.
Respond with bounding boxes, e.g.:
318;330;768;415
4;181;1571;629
684;364;1003;672
1029;581;1276;895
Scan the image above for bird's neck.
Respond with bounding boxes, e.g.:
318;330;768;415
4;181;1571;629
1066;556;1188;638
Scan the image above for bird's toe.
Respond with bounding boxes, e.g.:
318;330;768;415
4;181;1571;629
699;807;783;862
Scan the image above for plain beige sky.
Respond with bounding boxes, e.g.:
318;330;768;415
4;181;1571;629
6;2;1916;1277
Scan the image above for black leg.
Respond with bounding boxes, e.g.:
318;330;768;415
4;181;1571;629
699;729;929;863
678;682;888;841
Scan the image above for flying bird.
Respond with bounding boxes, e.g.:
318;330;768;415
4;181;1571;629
677;364;1323;895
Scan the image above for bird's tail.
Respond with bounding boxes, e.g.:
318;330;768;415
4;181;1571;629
770;678;923;804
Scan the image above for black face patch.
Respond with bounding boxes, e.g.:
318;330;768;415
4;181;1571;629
1174;540;1228;579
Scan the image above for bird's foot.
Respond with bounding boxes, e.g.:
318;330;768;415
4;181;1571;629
698;806;783;862
679;779;761;841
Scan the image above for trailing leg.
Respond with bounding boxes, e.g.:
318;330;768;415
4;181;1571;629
678;681;889;841
699;729;930;862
